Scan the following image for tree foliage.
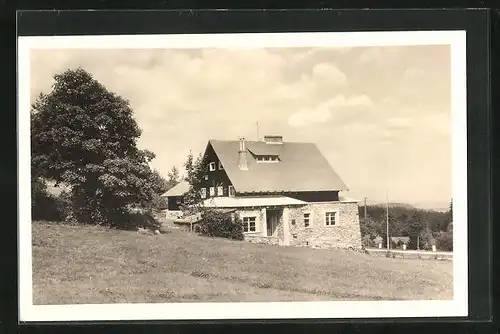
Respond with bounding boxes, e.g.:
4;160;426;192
31;68;161;229
195;209;244;241
146;169;170;212
31;177;66;222
180;151;205;212
167;166;180;189
358;201;453;250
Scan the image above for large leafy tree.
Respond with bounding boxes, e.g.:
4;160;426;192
180;151;205;212
31;67;159;228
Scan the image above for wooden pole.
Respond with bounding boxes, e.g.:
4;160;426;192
386;192;390;251
417;236;420;250
364;197;367;219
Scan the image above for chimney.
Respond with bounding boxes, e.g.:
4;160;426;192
264;135;283;145
238;137;248;171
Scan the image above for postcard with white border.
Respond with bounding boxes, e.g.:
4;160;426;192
18;30;468;322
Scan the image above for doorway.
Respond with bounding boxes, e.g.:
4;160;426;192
266;209;282;237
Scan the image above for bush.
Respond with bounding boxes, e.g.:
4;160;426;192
435;231;453;251
53;191;73;222
196;209;244;241
32;178;66;222
362;234;374;248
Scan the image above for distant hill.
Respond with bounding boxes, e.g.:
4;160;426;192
362;200;449;213
367;202;415;209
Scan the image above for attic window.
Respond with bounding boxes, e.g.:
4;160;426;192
256;155;280;163
218;161;224;170
209;162;216;171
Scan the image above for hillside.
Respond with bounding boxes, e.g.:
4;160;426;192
32;221;453;304
369;202;416;209
366;201;449;212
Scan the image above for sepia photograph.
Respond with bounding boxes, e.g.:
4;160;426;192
18;31;468;321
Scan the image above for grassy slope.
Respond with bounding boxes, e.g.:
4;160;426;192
32;222;453;305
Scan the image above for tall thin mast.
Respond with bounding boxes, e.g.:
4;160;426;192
386;191;390;251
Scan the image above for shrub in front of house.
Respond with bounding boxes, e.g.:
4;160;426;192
362;234;374;248
196;209;244;241
435;230;453;251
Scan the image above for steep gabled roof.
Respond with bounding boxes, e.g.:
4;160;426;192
209;139;349;194
162;180;190;197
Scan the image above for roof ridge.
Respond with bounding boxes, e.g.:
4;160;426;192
209;138;318;145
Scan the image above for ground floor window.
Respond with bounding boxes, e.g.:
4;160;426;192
304;212;311;227
242;216;256;232
325;211;337;226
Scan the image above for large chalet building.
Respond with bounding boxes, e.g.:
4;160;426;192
163;135;362;250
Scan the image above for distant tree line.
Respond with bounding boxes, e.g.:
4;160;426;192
359;200;453;251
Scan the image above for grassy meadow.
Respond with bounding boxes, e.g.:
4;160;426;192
32;221;453;304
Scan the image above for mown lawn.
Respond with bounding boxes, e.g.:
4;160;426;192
32;221;453;304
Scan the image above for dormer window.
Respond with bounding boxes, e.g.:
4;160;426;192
256;155;280;163
208;162;216;171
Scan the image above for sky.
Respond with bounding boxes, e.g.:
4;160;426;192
30;45;452;210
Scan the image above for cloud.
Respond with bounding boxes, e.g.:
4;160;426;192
311;63;347;85
420;113;451;135
288;105;331;127
288;94;374;127
359;48;383;64
387;117;413;130
358;47;402;65
381;97;397;106
333;94;373;108
404;67;426;78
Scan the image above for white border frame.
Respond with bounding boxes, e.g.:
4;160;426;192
18;30;468;322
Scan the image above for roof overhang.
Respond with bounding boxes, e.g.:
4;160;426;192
202;196;307;208
161;181;191;197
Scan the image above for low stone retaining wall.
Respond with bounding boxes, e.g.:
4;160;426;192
244;234;279;245
367;249;453;261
